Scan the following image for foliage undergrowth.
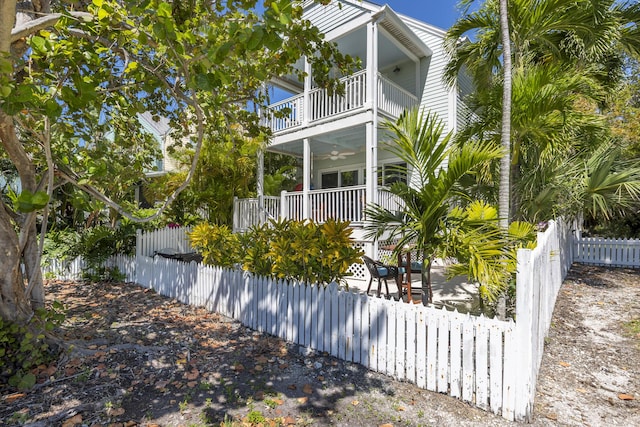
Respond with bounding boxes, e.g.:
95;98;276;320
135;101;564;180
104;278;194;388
189;219;363;285
42;223;137;282
0;302;65;390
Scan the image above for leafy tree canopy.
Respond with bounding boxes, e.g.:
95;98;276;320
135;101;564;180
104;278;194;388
0;0;357;323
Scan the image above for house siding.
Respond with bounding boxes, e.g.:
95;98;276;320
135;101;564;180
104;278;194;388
407;24;451;132
303;1;369;36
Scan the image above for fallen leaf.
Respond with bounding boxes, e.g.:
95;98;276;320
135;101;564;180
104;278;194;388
559;361;570;367
576;388;588;393
379;424;394;427
185;369;199;380
124;421;137;427
297;396;308;404
302;384;313;395
351;400;359;406
107;407;125;416
62;414;82;427
618;393;635;400
287;384;297;390
187;381;197;388
273;398;284;405
546;413;558;421
4;393;26;403
283;415;296;425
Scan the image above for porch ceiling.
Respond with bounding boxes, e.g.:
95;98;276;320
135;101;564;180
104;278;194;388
270;24;417;92
266;125;393;159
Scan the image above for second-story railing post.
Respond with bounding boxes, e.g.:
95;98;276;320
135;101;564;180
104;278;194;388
303;56;311;126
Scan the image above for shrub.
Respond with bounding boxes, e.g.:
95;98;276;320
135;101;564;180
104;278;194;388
189;223;241;268
0;302;65;390
190;219;363;285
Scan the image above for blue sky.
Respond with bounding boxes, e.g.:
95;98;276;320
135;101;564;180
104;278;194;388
375;0;462;30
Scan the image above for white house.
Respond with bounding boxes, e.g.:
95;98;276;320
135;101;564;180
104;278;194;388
233;0;472;269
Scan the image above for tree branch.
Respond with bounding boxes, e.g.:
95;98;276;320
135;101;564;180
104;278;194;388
10;11;92;43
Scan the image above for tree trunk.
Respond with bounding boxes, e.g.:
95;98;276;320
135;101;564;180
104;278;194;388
0;0;48;322
420;254;433;305
0;200;31;323
498;0;512;227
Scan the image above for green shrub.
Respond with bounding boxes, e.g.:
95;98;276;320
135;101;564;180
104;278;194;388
189;223;241;268
0;302;65;390
190;218;363;285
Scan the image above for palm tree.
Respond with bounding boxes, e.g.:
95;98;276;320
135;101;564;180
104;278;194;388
445;0;637;222
364;108;506;303
498;0;512;227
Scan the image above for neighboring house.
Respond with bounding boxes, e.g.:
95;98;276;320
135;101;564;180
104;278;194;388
233;0;472;266
135;112;178;207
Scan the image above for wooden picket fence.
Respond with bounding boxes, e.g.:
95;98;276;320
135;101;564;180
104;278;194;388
42;218;601;421
574;237;640;268
131;254;517;416
135;226;193;258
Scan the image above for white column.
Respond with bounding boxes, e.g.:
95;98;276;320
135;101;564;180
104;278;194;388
415;60;421;103
303;56;311;126
302;138;311;220
365;19;380;258
257;148;264;222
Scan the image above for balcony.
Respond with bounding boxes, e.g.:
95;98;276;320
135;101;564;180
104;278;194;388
266;71;418;134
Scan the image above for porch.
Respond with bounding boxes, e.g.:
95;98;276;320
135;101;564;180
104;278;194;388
232;185;404;233
267;71;418;135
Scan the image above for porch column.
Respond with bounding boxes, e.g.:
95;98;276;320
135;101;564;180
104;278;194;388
257;148;264;222
365;20;379;258
302;138;311;220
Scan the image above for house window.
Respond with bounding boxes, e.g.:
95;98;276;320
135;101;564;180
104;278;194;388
378;162;407;186
321;172;339;189
340;170;359;187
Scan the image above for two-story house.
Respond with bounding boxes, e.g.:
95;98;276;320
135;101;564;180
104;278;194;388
233;0;472;277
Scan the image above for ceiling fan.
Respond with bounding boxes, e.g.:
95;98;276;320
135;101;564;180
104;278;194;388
319;149;357;161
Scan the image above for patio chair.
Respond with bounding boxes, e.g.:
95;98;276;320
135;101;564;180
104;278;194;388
362;255;400;298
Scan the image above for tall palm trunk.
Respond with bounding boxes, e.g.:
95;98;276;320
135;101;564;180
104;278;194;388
498;0;512;227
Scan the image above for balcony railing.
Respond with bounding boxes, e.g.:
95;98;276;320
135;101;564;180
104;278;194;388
265;71;417;133
377;73;419;118
234;187;406;231
309;70;367;121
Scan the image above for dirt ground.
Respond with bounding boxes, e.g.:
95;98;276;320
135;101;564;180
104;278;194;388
0;264;638;426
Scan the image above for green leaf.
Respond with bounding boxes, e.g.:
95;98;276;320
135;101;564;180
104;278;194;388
16;190;50;213
247;26;264;51
29;36;47;53
157;2;172;18
97;7;110;21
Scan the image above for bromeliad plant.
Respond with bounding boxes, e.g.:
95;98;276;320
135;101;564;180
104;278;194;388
189;219;363;285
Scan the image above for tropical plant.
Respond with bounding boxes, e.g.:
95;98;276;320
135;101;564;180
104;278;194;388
190;218;363;286
364;108;517;303
446;0;640;224
0;0;357;326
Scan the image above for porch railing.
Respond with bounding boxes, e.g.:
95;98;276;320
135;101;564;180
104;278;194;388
233;196;280;233
266;70;416;133
377;73;419;118
309;70;367;121
268;94;304;133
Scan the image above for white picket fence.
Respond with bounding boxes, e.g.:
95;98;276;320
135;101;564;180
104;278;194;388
44;218;629;422
135;226;193;258
130;254;517;417
574;237;640;268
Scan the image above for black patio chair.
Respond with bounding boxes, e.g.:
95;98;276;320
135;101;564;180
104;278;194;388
362;255;400;298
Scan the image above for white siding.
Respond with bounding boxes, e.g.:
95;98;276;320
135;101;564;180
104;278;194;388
304;1;368;35
408;25;451;131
